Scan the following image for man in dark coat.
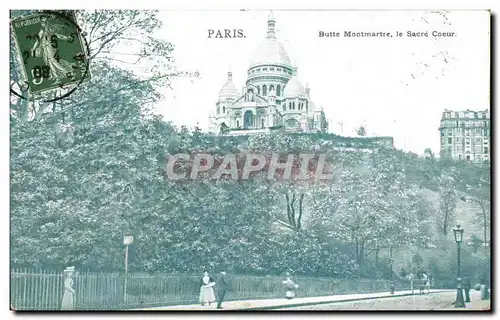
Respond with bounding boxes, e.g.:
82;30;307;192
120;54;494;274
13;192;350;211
462;275;471;302
216;271;229;309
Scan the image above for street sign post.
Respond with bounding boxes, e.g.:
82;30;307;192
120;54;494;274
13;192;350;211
123;236;133;303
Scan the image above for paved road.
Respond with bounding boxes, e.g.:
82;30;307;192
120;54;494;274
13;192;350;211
281;290;490;310
139;289;449;310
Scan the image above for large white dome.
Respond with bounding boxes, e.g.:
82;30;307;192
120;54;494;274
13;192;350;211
249;38;292;68
248;13;292;69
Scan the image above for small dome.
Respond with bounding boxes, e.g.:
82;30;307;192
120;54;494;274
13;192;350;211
283;68;306;98
219;71;240;100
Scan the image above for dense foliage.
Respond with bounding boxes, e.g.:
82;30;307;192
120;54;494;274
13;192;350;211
10;10;490;286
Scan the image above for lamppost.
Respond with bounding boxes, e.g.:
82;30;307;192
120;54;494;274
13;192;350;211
389;246;395;294
123;235;134;303
453;225;465;308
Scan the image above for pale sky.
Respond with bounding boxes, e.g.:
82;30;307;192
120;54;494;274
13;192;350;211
153;10;489;155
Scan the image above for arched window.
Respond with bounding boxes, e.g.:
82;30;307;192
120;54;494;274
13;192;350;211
236;120;240;127
289;102;292;110
277;85;281;96
243;110;254;129
223;106;226;113
257;86;261;95
270;85;275;92
261;119;265;128
292;102;295;110
262;85;267;96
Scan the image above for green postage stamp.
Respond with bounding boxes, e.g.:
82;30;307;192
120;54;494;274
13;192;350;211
11;11;90;94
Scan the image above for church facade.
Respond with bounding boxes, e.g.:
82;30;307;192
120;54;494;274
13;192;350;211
208;13;329;136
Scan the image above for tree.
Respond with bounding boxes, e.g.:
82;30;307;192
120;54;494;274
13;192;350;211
355;125;366;136
437;172;457;236
424;148;435;159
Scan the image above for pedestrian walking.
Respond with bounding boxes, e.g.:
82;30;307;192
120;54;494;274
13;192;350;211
282;273;299;299
199;271;216;306
462;275;471;302
215;270;229;309
479;276;490;300
61;266;76;310
421;272;428;294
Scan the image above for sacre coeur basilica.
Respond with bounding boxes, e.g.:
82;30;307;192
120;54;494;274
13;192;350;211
208;13;329;136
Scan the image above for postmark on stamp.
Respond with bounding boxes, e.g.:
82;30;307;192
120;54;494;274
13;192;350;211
10;10;90;101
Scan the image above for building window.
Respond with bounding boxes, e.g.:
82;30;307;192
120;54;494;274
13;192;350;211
466;138;470;144
270;85;275;92
236;120;240;127
263;68;268;71
277;85;281;96
484;147;489;154
222;106;225;113
257;86;260;95
447;130;452;136
465;130;470;136
261;119;265;128
289;102;292;110
277;68;282;72
270;67;275;71
292;102;295;110
455;112;459;118
448;137;452;144
441;131;445;137
256;68;260;72
458;154;462;160
282;104;286;111
466;155;471;161
262;85;267;96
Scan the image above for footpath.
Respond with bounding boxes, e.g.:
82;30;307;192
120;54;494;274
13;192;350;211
137;289;452;311
434;291;491;311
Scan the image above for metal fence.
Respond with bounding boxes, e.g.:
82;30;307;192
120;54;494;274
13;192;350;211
11;269;412;310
